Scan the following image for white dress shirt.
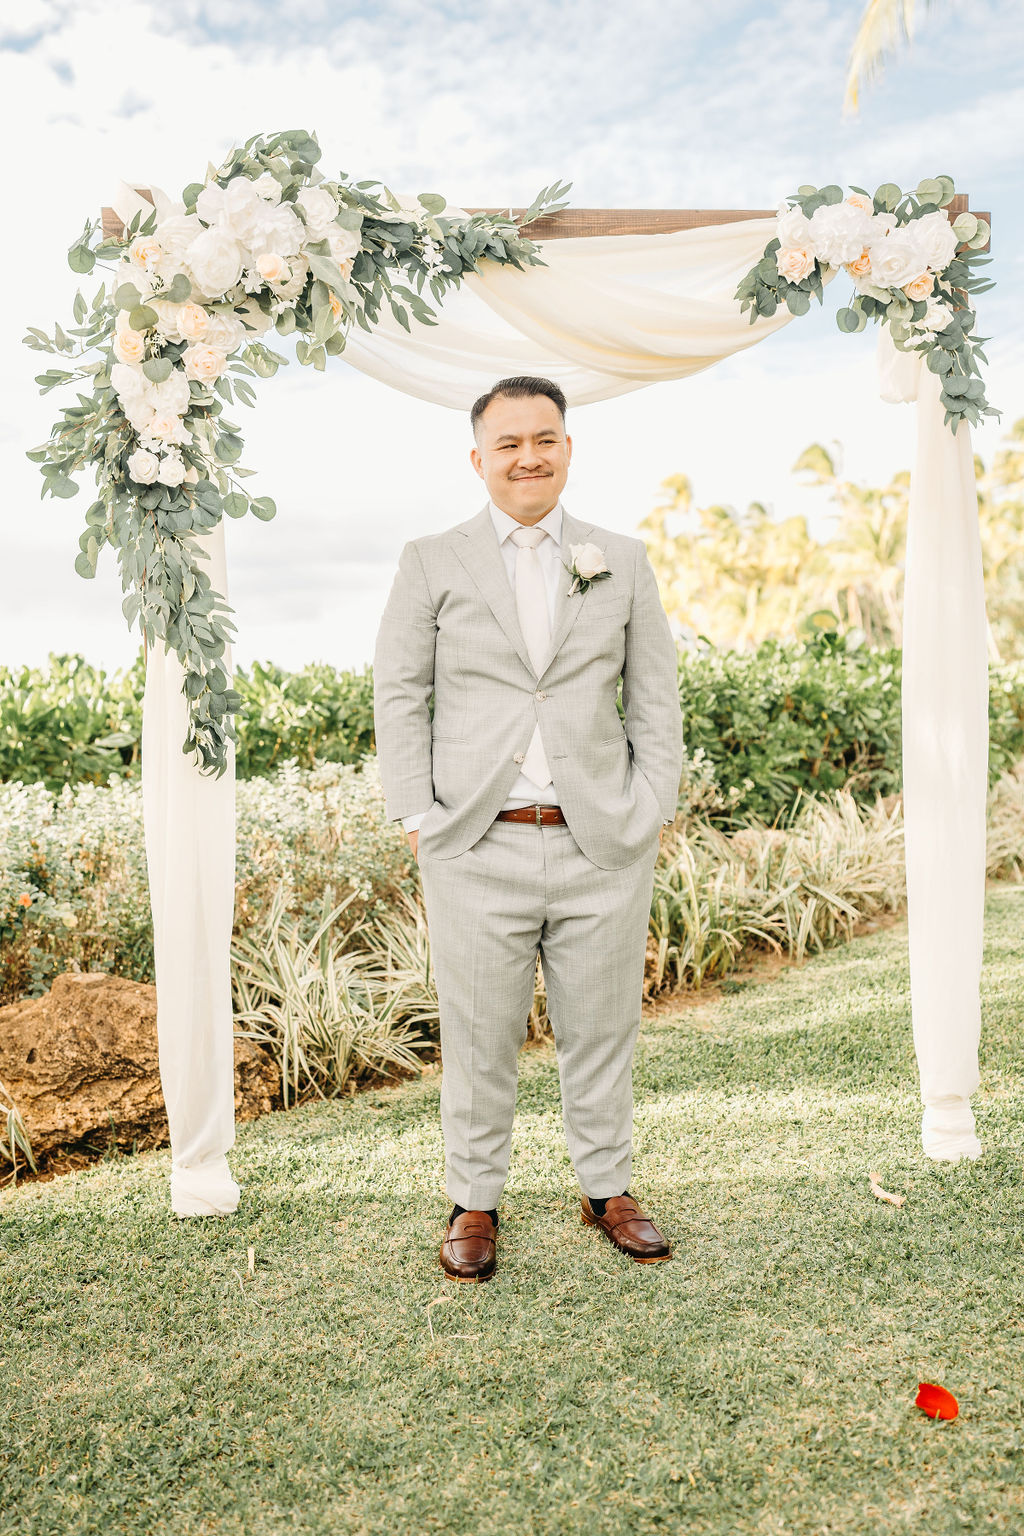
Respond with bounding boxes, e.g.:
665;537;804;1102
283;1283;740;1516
400;499;563;832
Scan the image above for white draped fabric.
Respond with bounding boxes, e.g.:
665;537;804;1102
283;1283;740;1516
115;186;987;1214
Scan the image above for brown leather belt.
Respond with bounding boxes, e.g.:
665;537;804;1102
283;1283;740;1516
495;805;568;826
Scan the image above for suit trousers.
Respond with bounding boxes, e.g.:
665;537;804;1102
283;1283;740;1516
417;816;660;1210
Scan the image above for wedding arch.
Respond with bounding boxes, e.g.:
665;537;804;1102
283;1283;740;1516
25;129;996;1215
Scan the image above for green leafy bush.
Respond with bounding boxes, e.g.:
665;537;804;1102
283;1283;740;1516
678;632;1024;826
4;641;1024;828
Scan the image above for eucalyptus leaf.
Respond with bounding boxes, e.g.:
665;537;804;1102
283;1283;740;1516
250;496;277;521
129;305;158;331
222;492;249;518
142;356;174;382
214;433;244;463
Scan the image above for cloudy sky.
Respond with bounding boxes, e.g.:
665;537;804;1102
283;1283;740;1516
1;0;1021;676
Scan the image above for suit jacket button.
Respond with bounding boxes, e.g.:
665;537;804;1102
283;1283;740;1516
535;690;546;700
513;752;525;764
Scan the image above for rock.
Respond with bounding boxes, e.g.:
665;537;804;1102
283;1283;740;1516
0;971;280;1162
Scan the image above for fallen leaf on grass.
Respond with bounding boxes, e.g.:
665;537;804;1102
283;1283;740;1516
916;1382;959;1420
868;1171;905;1207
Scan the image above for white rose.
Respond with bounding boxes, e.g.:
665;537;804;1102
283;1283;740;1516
113;329;146;364
867;229;929;290
571;542;608;580
110;362;147;404
202;312;247;353
912;209;959;273
296;186;338;236
156;454;186;487
147;412;192;445
249;203;304;257
145;368;192;417
129;235;162;272
183;343;228;383
776;246;816;283
152;212;201;275
255;251;290;284
178;302;209;340
185;227;244;298
808;201;873;265
115;257;156;300
252;172;282;205
914;296;956;336
148;299;186;343
127;448;160;484
327;226;361;264
126;401;156;434
776;204;814;251
273;257;309;302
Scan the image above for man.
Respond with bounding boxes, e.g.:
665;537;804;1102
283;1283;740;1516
373;376;683;1282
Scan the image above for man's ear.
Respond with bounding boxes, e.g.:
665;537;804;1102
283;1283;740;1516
470;446;485;480
565;433;573;465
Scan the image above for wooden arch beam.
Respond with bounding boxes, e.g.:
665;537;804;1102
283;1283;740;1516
100;191;990;248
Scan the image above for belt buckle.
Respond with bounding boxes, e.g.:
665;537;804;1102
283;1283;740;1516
535;804;543;827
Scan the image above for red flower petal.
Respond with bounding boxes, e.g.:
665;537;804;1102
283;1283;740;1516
915;1382;959;1420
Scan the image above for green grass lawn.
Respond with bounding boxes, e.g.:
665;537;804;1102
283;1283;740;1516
2;887;1023;1536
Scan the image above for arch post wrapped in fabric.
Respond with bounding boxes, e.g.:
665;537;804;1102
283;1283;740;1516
100;185;991;1213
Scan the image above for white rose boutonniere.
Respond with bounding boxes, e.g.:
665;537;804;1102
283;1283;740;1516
565;541;611;596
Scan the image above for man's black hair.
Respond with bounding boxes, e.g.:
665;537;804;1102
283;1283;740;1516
470;376;568;436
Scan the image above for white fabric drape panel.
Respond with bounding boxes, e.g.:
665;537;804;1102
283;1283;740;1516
341;219;824;408
878;329;987;1159
121;187;988;1212
141;518;242;1216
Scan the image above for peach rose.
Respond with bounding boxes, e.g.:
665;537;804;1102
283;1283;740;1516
776;246;816;283
178;303;209;341
183;344;228;384
130;236;162;271
846;193;874;215
255;252;290;284
329;291;344;321
902;272;934;301
844;248;872;278
113;329;146;364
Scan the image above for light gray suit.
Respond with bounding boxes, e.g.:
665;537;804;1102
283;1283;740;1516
373;502;683;1207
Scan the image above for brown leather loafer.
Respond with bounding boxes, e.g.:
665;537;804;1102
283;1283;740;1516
439;1210;498;1282
581;1193;671;1262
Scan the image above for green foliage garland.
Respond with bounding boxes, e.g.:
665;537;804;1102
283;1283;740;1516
24;128;570;778
735;176;997;434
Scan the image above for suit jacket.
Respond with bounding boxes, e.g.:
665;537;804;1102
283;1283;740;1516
372;502;684;870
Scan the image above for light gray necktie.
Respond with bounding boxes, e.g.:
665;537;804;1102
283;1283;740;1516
510;524;553;791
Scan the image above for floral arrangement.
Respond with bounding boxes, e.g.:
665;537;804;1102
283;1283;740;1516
735;176;995;434
564;540;611;596
24;128;570;778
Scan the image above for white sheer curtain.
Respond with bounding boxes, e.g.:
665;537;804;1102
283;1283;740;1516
116;189;987;1214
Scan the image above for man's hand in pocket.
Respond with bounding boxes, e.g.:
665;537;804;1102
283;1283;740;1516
407;829;419;862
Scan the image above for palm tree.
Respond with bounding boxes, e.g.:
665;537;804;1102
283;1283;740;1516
844;0;948;114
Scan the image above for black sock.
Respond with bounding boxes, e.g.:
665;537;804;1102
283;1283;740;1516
587;1190;630;1217
450;1202;498;1226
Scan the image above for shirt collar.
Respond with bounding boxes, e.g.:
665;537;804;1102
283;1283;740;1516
488;498;563;548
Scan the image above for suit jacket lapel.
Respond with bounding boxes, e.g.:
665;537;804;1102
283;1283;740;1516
452;503;598;682
542;508;595;676
453;505;536;677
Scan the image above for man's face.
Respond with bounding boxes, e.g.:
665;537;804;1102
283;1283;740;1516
470;393;572;523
